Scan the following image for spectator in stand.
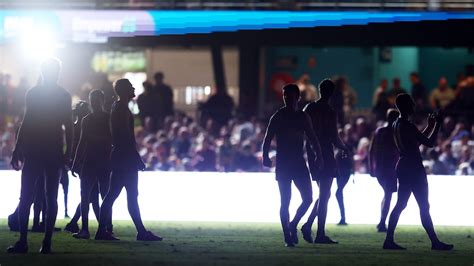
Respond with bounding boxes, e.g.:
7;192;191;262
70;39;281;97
297;73;319;110
410;72;428;111
154;72;174;126
342;77;357;118
388;78;406;106
372;79;391;122
12;77;29;117
201;88;235;135
195;138;217;171
173;127;192;159
439;143;457;175
428;149;449;175
218;133;235;172
137;81;158;131
234;142;259;172
4;74;16;115
0;73;7;117
430;77;455;110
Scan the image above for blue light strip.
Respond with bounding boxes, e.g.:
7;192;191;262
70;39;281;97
149;11;474;35
1;10;473;42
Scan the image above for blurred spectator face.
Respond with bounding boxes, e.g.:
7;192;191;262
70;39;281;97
202;139;211;150
438;77;448;90
179;128;190;140
143;81;153;93
343;123;353;137
381;79;388;90
410;73;419;84
393;78;401;88
443;117;455;132
144;117;155;133
442;144;452;155
154;72;164;85
460;146;471;161
300;74;311;85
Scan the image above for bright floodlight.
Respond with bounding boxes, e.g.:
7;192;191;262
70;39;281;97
20;25;59;61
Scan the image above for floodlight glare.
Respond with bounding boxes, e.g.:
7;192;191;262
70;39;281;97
0;171;472;226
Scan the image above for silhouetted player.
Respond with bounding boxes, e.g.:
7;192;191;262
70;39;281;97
369;108;399;232
65;101;93;234
95;79;162;241
335;146;353;226
8;58;73;254
262;84;322;247
71;90;113;239
383;94;453;251
301;79;348;244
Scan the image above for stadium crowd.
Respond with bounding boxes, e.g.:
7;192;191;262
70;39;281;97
0;69;473;175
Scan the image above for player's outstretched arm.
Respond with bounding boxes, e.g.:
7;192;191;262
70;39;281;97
71;118;86;176
368;133;378;177
63;95;74;167
416;113;441;148
262;115;276;168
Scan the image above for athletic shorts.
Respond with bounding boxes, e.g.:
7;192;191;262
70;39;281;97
396;157;427;189
376;173;397;193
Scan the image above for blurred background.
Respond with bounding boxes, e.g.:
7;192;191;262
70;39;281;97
0;0;473;175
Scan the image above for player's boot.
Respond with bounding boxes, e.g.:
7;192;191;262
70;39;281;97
300;223;313;243
284;234;295;248
383;239;406;250
39;240;52;254
314;234;338;244
431;241;453;251
289;221;299;244
136;231;163;241
7;213;19;232
6;241;28;254
95;230;120;241
64;222;80;233
337;219;348;226
377;223;387;233
73;230;91;239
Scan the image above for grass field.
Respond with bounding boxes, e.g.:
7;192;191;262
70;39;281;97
0;219;472;266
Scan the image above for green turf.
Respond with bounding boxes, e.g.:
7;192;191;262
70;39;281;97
0;219;472;265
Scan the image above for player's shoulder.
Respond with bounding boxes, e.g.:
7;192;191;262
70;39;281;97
273;107;286;116
269;108;281;121
26;85;41;97
296;109;308;119
375;126;389;136
82;113;93;121
54;86;71;103
303;101;316;112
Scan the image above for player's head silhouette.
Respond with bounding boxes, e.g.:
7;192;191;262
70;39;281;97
40;58;61;84
318;78;335;100
282;84;300;109
395;93;415;117
386;108;400;124
89;89;105;112
114;79;135;101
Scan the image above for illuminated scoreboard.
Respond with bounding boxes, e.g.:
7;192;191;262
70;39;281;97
1;10;474;43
